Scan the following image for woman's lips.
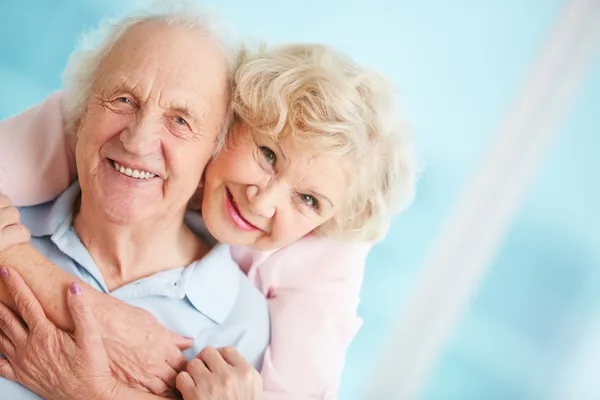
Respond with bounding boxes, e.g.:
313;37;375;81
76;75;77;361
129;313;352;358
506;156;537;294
225;188;259;232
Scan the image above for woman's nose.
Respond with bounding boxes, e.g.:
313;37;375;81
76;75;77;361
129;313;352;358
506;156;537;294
246;185;277;218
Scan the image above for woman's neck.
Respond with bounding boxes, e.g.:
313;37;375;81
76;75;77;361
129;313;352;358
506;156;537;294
73;203;209;291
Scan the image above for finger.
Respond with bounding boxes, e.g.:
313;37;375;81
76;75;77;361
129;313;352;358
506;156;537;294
0;195;12;208
0;294;28;345
171;332;194;351
0;224;31;250
0;331;15;359
186;358;210;384
0;358;16;382
217;346;249;368
142;375;177;398
175;371;196;397
0;267;46;330
0;206;20;229
154;363;178;394
198;347;228;374
166;350;187;372
66;282;102;349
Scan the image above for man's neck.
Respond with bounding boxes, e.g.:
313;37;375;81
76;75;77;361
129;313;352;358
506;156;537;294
73;202;209;291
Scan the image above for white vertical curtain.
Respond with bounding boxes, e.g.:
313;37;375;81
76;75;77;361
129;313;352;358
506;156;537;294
364;0;600;398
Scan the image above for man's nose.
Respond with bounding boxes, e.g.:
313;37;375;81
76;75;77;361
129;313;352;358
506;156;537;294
120;117;161;155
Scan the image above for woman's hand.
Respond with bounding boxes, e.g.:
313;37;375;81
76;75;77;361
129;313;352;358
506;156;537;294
0;266;126;400
0;195;30;251
176;347;263;400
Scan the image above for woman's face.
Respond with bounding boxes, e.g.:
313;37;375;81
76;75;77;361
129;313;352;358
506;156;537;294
202;122;350;250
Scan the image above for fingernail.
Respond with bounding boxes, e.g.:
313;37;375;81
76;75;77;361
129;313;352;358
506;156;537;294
0;267;8;278
185;336;194;340
70;282;82;295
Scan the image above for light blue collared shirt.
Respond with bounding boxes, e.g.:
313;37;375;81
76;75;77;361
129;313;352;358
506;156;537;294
0;183;270;399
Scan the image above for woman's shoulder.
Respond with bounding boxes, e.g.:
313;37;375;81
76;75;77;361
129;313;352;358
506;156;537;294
238;236;373;290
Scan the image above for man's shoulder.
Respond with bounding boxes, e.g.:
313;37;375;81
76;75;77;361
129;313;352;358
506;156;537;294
185;244;269;327
187;244;270;369
18;182;80;237
222;271;270;369
219;250;269;331
231;270;270;323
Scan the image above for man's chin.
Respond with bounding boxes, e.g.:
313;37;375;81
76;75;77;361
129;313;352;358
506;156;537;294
85;197;160;225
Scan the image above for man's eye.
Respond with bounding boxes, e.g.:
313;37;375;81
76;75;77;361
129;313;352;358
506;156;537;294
259;146;276;165
174;116;190;128
117;97;133;105
299;194;319;209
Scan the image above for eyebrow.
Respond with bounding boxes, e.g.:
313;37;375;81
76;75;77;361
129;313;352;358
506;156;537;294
310;190;334;208
172;105;199;125
104;81;139;98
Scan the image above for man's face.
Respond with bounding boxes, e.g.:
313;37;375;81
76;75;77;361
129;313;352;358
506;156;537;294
75;21;229;224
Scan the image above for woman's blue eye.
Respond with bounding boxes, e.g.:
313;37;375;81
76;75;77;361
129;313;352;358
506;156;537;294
300;194;319;209
259;146;276;165
117;97;132;105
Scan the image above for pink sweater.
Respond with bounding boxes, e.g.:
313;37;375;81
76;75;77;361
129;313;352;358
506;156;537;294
0;93;369;399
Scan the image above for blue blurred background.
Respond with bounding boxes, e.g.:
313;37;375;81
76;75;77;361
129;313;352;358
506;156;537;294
1;0;599;398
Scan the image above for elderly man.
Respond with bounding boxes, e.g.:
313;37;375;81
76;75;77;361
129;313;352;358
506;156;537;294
0;4;269;400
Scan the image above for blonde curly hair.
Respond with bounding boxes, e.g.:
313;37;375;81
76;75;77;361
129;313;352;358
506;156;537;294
232;43;416;241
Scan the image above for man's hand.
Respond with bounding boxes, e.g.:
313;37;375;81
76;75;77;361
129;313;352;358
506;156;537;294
93;297;193;397
0;195;30;252
176;347;263;400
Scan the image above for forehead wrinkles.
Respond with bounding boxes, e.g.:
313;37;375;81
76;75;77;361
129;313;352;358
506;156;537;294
95;30;228;135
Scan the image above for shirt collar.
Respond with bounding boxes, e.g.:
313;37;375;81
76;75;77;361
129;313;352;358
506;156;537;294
183;244;241;324
20;181;81;237
22;181;241;325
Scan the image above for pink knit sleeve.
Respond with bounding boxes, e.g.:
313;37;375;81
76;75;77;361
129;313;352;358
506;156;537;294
233;237;371;399
0;92;77;206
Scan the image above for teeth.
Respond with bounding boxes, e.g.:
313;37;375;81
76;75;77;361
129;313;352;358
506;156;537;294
112;161;156;180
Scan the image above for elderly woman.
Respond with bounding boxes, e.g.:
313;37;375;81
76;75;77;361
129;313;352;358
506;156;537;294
0;3;415;400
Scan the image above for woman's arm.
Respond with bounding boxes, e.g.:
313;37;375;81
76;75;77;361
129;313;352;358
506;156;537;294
0;200;192;395
0;269;261;400
0;244;192;395
0;92;77;206
0;269;176;400
240;237;371;399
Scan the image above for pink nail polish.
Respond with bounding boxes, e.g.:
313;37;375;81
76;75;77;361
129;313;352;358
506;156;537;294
70;282;82;295
0;267;8;278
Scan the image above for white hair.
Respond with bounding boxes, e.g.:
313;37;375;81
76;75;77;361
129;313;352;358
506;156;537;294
61;0;239;150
